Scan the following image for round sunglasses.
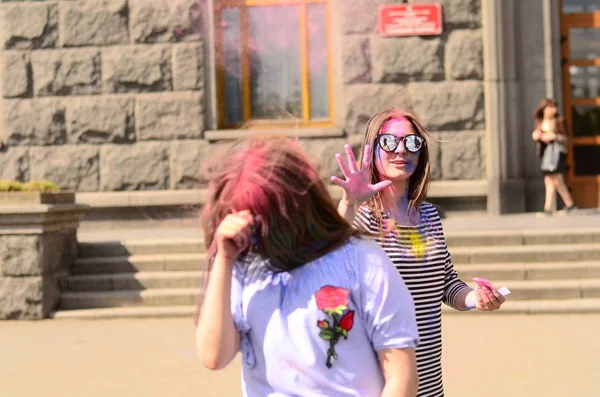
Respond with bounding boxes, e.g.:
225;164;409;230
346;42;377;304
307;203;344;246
377;134;424;153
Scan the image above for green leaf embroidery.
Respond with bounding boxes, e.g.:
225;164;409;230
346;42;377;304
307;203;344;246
333;307;345;316
319;330;334;340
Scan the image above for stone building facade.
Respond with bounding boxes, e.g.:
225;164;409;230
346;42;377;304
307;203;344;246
0;0;596;214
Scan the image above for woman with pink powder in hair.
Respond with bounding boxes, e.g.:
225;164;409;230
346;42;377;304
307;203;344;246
195;135;420;396
333;108;507;397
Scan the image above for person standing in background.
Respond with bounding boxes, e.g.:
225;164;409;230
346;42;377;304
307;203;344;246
532;98;578;215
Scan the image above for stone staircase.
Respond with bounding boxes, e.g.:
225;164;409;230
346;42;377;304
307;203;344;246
51;228;600;319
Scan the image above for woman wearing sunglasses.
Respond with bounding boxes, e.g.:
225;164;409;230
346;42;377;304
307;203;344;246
332;108;506;397
195;136;420;396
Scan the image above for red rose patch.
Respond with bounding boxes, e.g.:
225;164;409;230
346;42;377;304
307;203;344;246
314;285;355;369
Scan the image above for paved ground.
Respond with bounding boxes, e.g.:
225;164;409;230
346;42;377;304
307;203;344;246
1;314;599;397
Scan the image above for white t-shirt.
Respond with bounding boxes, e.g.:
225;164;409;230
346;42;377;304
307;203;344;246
231;237;419;397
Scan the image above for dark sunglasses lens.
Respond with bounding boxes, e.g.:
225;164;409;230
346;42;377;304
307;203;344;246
379;135;398;152
405;136;422;152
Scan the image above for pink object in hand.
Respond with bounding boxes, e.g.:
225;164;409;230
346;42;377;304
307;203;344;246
472;277;495;290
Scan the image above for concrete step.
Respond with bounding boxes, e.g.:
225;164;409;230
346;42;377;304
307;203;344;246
65;261;600;293
78;238;205;258
455;261;600;281
58;279;600;311
75;228;600;258
51;305;197;320
59;288;200;310
72;253;207;274
450;243;600;264
445;228;600;247
51;297;600;319
62;271;206;292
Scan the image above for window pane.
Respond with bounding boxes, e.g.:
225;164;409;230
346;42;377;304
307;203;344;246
248;5;302;120
570;66;600;98
563;0;599;13
222;7;243;125
307;3;329;120
573;146;600;176
572;105;600;137
569;28;600;60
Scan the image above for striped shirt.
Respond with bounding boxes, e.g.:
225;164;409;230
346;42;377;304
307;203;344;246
354;203;470;397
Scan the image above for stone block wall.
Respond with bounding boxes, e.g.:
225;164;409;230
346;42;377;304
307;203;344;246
0;0;486;192
340;0;486;181
0;0;207;191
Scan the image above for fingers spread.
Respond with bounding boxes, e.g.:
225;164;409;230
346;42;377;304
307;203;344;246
344;144;358;173
330;176;348;187
371;180;392;193
362;144;371;170
335;153;351;179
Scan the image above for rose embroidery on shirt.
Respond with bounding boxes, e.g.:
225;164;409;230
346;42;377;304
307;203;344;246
314;285;355;369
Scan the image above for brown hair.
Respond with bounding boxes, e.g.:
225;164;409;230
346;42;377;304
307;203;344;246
533;98;566;133
200;135;361;273
533;98;558;121
358;108;431;233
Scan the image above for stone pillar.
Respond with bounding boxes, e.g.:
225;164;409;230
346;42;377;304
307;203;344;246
520;0;563;212
0;201;85;320
482;0;526;214
0;23;2;149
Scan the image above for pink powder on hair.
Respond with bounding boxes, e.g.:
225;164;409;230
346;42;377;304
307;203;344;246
229;149;270;212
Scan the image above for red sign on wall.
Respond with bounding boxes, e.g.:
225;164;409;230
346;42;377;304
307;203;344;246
379;3;443;37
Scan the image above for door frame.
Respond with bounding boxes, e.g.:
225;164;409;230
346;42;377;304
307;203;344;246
559;5;600;208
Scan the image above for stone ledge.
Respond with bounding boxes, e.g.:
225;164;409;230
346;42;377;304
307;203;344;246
204;127;345;141
0;204;87;215
428;180;488;198
0;192;76;206
76;181;488;209
0;204;87;234
77;190;207;208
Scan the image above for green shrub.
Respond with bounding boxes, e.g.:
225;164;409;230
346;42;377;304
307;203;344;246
22;180;60;193
0;180;23;192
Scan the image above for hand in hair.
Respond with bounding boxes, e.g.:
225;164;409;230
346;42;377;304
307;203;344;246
215;210;256;261
331;144;392;206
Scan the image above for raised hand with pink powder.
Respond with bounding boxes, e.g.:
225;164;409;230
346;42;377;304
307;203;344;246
331;143;392;223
